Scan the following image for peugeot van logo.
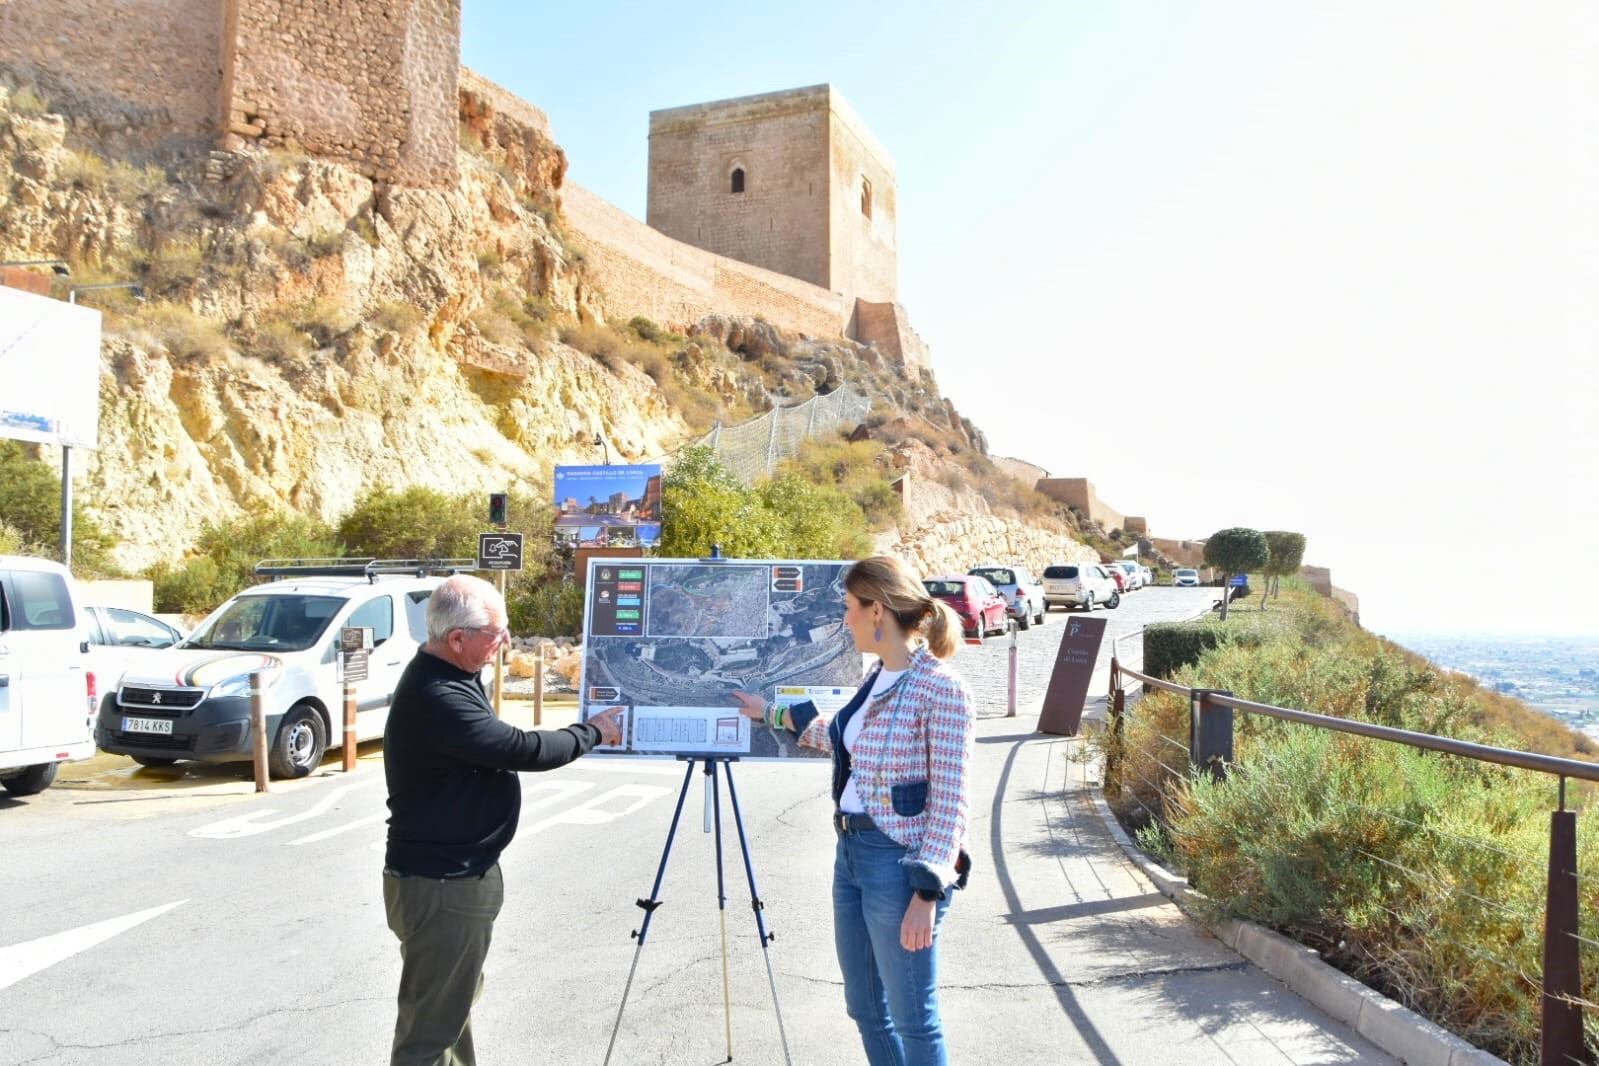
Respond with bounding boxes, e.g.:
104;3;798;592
151;692;163;704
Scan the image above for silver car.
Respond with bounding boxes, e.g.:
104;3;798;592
967;564;1046;630
1042;563;1120;612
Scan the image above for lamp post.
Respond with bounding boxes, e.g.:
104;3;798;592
593;432;610;466
52;281;142;568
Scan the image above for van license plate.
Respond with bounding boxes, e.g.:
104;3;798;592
122;716;173;735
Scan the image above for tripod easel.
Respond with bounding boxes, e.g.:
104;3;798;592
602;755;793;1065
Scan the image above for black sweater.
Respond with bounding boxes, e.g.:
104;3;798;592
384;649;601;878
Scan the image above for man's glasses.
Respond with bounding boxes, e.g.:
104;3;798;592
462;625;510;643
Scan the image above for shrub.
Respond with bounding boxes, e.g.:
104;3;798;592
372;301;422;334
0;442;117;574
351;214;381;248
507;580;585;638
336;486;481;562
252;318;309;365
139;237;205;298
137;303;230;362
10;84;48;116
147;511;340;613
1142;624;1230;679
58;151;109;192
306;228;345;259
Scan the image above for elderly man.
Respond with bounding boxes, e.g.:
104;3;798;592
383;574;622;1066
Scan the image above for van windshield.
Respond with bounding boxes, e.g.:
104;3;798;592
185;595;343;652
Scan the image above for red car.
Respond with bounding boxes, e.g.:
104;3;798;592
1103;566;1129;593
923;574;1009;639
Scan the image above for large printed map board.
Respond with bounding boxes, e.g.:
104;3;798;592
578;558;858;759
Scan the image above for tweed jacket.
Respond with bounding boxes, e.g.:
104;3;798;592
787;646;974;892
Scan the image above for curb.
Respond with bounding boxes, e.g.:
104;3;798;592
1087;790;1508;1066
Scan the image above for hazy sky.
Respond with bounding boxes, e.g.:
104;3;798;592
463;1;1599;638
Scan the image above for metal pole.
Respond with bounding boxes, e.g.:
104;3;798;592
533;649;544;726
341;679;357;772
1006;620;1018;717
493;569;506;717
1541;787;1588;1065
723;762;794;1065
711;762;734;1062
59;445;72;568
250;671;269;793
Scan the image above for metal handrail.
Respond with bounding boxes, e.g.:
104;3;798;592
1114;664;1187;697
1207;692;1599;784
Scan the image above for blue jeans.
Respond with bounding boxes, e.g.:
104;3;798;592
833;829;952;1066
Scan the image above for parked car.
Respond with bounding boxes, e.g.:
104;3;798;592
83;605;185;691
0;556;98;796
1041;563;1120;612
1104;566;1128;593
1110;561;1143;591
1139;565;1154;587
923;575;1009;638
967;565;1046;630
98;559;452;778
1173;568;1201;587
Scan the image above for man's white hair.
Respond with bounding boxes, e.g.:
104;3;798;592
426;574;505;643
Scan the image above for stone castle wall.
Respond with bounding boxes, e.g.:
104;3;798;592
221;0;460;186
827;94;897;306
1038;477;1131;533
851;300;929;374
0;0;226;149
564;182;848;340
647;86;832;293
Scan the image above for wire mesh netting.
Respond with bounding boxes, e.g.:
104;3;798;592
658;385;873;484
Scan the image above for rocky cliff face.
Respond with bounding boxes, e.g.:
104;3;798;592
1;83;693;571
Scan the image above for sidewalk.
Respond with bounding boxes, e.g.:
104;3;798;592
965;716;1395;1064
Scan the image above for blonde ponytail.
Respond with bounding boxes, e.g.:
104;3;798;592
843;555;961;661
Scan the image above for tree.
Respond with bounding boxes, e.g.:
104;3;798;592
1203;527;1269;620
336;485;480;561
147;510;341;613
1262;531;1307;604
658;446;784;559
0;440;118;575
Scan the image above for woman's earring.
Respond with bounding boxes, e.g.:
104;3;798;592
873;624;882;643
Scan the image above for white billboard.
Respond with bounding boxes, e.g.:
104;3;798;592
0;287;101;449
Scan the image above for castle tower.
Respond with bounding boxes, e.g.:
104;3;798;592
646;84;898;312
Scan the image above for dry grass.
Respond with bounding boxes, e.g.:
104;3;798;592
138;303;230;363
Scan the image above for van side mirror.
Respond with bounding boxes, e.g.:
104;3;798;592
80;640;90;654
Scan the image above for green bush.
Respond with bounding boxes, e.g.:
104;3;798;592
508;580;584;638
147;511;340;614
1142;623;1229;679
336;486;480;562
0;441;118;575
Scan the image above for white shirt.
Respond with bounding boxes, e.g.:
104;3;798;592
839;667;907;814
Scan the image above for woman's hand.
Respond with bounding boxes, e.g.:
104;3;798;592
730;690;767;721
900;896;938;951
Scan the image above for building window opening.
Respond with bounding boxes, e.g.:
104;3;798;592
860;176;872;218
731;167;745;194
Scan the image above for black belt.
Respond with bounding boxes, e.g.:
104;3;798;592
833;811;877;834
383;865;491;881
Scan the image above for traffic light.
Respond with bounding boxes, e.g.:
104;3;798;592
488;492;508;527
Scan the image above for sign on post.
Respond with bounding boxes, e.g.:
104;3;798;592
1038;615;1107;736
1229;574;1248;588
478;532;525;571
340;626;372;683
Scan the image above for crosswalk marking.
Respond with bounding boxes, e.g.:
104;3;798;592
521;783;671;836
287;812;388;846
0;900;187;992
188;779;383;840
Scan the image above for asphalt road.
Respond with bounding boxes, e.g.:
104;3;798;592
0;588;1245;1066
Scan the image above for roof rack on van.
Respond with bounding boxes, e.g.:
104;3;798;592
254;558;478;582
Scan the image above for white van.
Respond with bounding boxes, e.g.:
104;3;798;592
0;556;97;795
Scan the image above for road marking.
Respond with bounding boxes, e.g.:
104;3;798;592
366;779;599;851
0;900;187;992
287;812;387;846
520;783;671;835
188;779;383;840
580;758;697;777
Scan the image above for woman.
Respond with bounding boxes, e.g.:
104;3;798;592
734;555;974;1066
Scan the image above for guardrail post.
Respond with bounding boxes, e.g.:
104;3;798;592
250;671;269;793
1006;621;1018;717
1541;780;1587;1065
1189;689;1233;781
1108;675;1127;789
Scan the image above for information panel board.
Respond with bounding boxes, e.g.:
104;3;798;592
578;558;858;759
554;464;662;549
0;287;101;449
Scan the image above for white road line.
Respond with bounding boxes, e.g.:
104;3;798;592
520;783;671;836
188;778;383;840
0;900;187;992
286;812;387;846
579;758;695;777
366;779;599;851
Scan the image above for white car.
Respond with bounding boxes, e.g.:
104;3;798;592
1173;568;1201;587
967;564;1047;630
1110;561;1144;591
1042;563;1120;612
83;605;185;692
98;560;453;778
0;556;97;795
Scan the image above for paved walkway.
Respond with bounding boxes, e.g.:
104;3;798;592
973;719;1395;1064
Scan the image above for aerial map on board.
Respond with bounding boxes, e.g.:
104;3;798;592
579;559;859;759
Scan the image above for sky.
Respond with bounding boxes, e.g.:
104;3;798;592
462;1;1599;638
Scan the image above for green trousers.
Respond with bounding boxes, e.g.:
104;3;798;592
383;864;505;1066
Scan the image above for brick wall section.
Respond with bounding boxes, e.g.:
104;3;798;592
0;0;225;147
851;300;929;373
1037;477;1131;533
565;182;846;339
648;86;831;292
827;92;897;305
221;0;460;187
